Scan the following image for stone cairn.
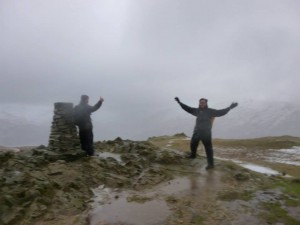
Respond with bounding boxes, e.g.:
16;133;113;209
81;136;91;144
48;102;80;152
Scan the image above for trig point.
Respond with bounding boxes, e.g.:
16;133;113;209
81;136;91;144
48;102;80;152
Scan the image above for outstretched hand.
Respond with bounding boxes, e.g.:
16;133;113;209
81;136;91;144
175;97;180;103
100;96;104;102
230;102;238;109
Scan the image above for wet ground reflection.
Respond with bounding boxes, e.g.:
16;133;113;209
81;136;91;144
90;195;170;225
89;167;221;225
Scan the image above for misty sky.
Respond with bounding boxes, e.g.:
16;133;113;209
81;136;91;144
1;0;300;145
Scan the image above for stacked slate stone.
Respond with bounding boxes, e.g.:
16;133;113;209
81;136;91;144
48;102;80;152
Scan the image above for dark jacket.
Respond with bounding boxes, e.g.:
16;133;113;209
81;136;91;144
179;102;231;134
74;101;102;130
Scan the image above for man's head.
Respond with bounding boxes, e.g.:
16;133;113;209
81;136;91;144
199;98;208;109
80;95;89;104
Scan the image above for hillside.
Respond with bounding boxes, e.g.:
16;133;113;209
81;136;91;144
1;135;300;225
1;100;300;146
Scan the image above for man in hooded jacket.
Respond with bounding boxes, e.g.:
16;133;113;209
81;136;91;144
74;95;104;156
175;97;238;169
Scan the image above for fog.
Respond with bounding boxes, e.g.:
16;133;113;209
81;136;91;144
1;0;300;146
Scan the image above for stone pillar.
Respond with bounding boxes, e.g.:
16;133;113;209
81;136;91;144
48;102;80;152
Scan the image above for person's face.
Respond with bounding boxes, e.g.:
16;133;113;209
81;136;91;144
83;97;89;104
199;100;207;108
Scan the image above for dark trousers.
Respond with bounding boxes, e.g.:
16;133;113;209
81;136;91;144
79;129;94;156
190;132;214;166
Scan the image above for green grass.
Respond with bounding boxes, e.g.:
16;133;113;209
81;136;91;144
150;134;300;151
190;214;205;225
217;190;254;201
279;179;300;206
262;162;300;179
273;179;300;199
260;202;300;225
260;178;300;224
213;135;300;150
148;135;190;152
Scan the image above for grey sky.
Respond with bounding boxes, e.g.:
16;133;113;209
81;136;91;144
1;0;300;145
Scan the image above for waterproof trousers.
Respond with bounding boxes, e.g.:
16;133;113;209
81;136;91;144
79;129;94;156
190;132;214;166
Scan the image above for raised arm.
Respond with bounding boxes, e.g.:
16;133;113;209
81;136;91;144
175;97;198;116
211;102;238;117
90;97;104;112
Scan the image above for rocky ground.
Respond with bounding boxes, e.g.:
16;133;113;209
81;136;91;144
1;134;300;225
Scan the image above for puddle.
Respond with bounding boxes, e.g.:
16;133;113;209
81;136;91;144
217;157;282;176
265;147;300;166
278;146;300;156
159;177;194;194
89;171;221;225
141;176;202;197
90;197;170;225
238;163;280;175
98;152;122;162
89;187;171;225
157;171;220;196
